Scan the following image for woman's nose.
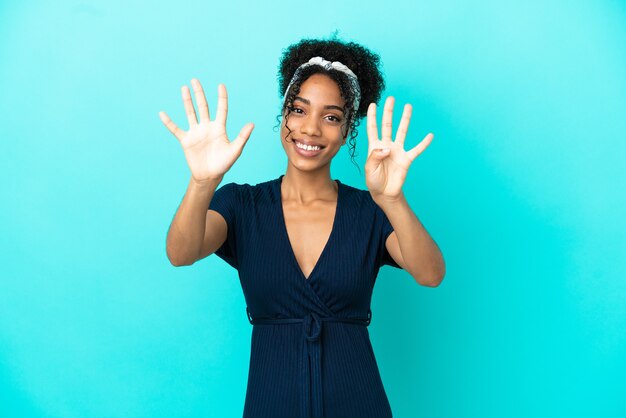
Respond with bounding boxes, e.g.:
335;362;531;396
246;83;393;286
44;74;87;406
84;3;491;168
300;114;321;137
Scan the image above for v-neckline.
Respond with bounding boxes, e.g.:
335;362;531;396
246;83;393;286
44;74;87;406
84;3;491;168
275;174;342;282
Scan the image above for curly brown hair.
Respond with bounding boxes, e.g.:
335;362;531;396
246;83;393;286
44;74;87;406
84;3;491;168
274;34;386;173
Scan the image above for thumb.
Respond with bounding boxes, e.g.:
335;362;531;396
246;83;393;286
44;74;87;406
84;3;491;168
232;123;255;150
372;147;390;161
366;147;390;172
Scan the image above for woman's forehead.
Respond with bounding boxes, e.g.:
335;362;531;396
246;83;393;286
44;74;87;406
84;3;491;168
298;73;345;106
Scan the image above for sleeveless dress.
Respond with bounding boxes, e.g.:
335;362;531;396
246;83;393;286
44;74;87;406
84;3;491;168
208;174;401;418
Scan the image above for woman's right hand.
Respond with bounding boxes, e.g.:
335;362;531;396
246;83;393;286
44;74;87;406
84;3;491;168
159;79;254;184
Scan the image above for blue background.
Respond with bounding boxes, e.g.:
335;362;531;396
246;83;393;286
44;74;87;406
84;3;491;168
1;0;625;417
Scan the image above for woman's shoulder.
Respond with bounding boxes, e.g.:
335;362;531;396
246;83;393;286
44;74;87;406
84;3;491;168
338;180;376;209
217;177;279;203
220;177;375;209
218;177;272;190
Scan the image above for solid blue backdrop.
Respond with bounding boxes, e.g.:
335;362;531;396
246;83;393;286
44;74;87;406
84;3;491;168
1;0;625;417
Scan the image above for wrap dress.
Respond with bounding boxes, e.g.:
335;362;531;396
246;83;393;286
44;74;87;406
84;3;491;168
208;174;402;418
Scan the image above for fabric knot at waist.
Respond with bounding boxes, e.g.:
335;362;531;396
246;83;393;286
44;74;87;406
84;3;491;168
246;307;372;418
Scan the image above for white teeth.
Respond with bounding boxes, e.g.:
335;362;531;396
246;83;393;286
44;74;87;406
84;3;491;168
296;141;321;151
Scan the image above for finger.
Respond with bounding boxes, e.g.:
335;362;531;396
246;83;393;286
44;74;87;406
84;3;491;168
366;102;379;148
181;85;198;127
365;147;390;173
395;104;412;146
373;148;390;160
407;133;434;161
232;122;255;151
381;96;394;141
191;78;210;122
215;84;228;126
159;111;185;141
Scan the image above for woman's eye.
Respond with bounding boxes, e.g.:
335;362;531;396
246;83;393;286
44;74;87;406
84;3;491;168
327;115;342;122
289;107;303;114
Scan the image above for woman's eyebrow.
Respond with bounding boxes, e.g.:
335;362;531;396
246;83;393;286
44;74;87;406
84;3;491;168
294;96;345;113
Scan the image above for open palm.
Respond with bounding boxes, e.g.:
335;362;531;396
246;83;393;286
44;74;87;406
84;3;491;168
159;79;254;183
364;96;434;201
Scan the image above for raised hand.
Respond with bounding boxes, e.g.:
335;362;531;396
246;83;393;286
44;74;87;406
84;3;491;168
364;96;434;202
159;79;254;184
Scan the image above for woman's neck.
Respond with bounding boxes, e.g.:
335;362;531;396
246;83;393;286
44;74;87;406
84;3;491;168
281;166;338;205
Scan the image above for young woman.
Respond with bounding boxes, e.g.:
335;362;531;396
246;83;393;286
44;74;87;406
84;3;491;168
160;38;445;418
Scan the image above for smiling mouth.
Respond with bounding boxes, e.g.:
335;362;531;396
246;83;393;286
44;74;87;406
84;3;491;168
295;140;325;150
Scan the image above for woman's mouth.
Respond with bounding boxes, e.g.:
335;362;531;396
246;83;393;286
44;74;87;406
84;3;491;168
293;139;324;157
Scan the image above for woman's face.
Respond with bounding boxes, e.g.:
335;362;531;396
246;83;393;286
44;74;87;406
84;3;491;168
280;73;348;170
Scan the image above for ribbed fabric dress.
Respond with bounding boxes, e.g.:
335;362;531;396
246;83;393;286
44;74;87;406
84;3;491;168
208;174;401;418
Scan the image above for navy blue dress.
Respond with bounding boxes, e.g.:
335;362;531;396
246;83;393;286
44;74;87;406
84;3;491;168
208;174;401;418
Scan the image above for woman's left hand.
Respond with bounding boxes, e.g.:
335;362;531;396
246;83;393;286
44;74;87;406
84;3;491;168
364;96;434;203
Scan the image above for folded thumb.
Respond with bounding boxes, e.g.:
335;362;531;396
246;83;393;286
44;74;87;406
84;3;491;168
375;148;390;159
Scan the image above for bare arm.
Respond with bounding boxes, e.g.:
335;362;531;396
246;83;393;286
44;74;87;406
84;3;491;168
166;176;226;266
364;97;444;286
159;78;253;266
376;195;445;286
